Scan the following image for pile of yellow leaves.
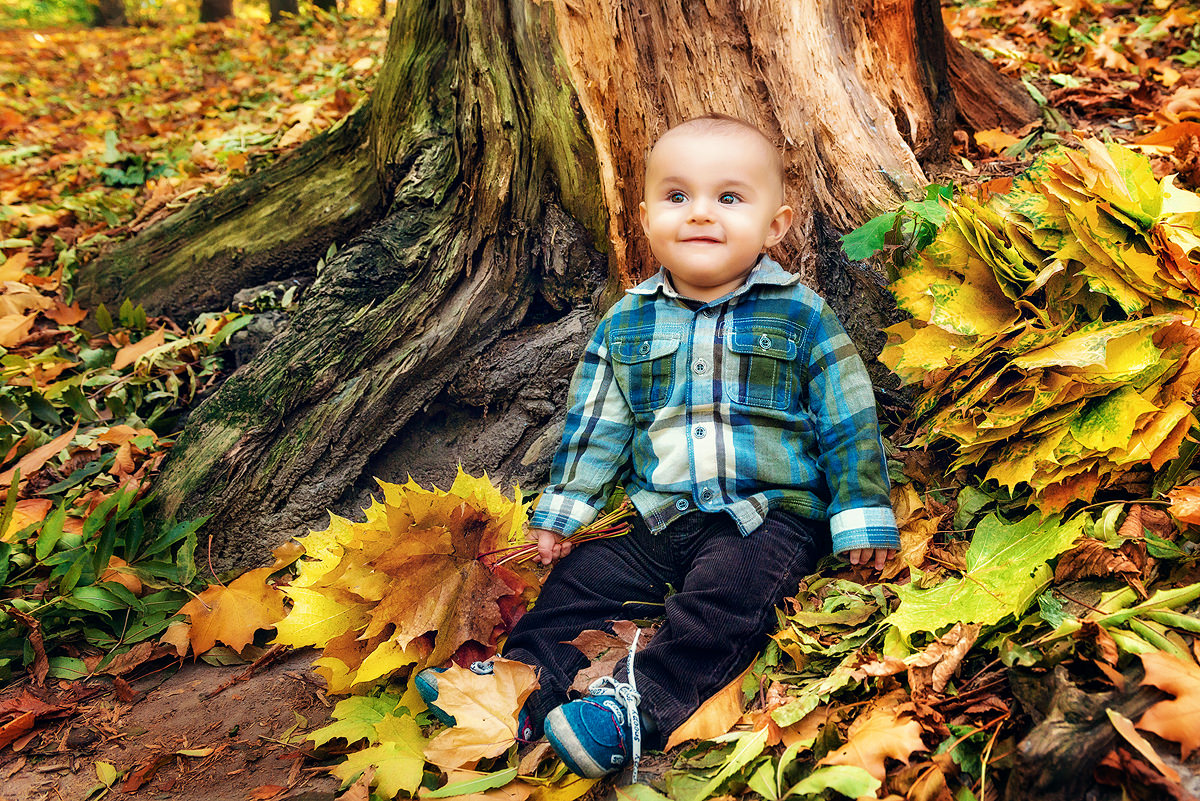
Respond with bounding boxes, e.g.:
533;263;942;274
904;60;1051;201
883;140;1200;510
272;469;539;693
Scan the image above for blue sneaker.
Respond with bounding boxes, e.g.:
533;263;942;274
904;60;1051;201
413;662;535;741
545;676;643;779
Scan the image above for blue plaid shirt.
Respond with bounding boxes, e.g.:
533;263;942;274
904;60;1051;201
529;257;899;555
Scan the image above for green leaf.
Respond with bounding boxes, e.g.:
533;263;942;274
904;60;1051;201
888;512;1086;638
841;212;899;261
0;472;19;544
47;656;88;680
426;767;519;798
615;786;672;801
332;712;426;798
671;729;769;801
103;130;122;164
95;760;118;787
785;765;880;799
35;503;68;560
94;304;113;332
140;517;207;558
309;694;403;747
36;453;113;495
60;557;85;593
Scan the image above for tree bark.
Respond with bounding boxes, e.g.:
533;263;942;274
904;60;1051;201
92;0;127;27
270;0;300;22
89;0;959;566
199;0;234;23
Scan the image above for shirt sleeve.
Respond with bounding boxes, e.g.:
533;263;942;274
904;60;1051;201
804;301;900;556
529;314;635;537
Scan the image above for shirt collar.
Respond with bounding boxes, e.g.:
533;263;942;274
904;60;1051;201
626;255;800;303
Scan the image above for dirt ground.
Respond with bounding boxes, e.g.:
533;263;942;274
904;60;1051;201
1;649;341;801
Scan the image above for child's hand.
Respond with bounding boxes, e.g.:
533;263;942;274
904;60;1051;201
530;528;573;565
847;548;896;571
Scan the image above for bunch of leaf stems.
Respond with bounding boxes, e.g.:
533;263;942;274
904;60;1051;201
481;500;635;566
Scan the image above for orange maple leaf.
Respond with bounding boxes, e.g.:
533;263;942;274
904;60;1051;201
422;658;538;770
817;695;927;780
1136;651;1200;758
179;567;287;654
364;504;528;665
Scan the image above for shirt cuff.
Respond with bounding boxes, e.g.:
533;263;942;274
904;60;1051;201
830;506;900;555
529;493;600;537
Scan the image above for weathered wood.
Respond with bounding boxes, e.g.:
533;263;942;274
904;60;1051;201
1005;665;1165;801
944;27;1040;133
127;0;957;566
75;110;382;320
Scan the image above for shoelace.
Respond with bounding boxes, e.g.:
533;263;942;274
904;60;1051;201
587;628;643;782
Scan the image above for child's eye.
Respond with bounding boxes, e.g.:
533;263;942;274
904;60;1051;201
719;192;741;204
667;191;687;203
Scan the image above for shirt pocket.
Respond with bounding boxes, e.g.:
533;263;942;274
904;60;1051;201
610;334;681;415
725;327;800;411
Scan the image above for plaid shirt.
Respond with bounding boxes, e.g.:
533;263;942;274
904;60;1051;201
529;257;899;555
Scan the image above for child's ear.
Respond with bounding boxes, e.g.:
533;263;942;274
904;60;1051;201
764;204;794;247
639;201;650;237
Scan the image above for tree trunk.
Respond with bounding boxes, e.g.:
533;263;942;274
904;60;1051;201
270;0;300;23
90;0;959;566
198;0;234;23
92;0;127;27
313;0;339;12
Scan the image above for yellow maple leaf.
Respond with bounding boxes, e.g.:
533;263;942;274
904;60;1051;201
423;658;539;770
333;712;426;798
179;567;286;654
817;697;926;781
1136;651;1200;758
273;587;371;650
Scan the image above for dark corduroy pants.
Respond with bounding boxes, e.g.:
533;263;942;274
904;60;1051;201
502;508;825;747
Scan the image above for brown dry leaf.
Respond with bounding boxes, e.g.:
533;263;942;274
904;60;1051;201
1136;651;1200;758
882;486;939;581
178;567;287;655
0;423;78;487
423;658;538;770
1053;538;1140;583
664;661;754;749
245;785;288;801
909;622;980;694
112;327;167;371
43;300;87;325
567;620;653;692
1165;485;1200;525
817;696;926;780
779;704;829;749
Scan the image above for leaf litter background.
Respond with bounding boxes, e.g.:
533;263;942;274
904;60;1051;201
6;1;1200;801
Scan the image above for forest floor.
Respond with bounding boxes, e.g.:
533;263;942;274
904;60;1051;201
4;2;1200;801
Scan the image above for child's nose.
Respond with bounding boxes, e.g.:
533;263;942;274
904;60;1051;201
688;198;715;222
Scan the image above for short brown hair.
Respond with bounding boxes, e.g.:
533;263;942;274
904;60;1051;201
660;114;785;192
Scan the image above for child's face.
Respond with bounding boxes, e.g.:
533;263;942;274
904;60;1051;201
639;128;792;303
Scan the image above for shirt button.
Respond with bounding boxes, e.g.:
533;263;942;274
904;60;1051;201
759;334;772;349
700;488;714;501
702;308;714;318
675;498;690;511
694;425;706;438
692;359;710;375
639;341;651;355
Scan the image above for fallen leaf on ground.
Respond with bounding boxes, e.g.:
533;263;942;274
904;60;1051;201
423;658;538;770
1136;650;1200;758
0;423;78;487
179;567;287;654
112;327;167;371
817;696;926;781
333;712;426;798
567;620;654;692
1107;708;1181;783
907;622;981;694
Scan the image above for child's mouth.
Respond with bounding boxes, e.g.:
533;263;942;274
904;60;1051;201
683;237;722;244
